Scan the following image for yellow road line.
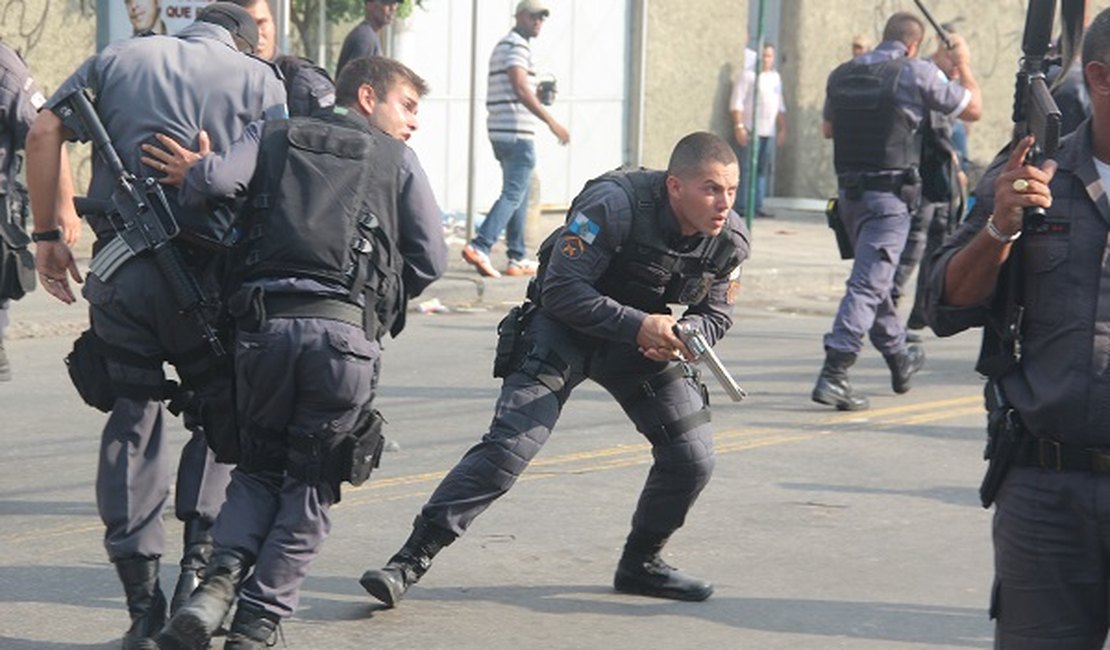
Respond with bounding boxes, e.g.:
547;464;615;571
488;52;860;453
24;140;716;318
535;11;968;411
0;396;984;543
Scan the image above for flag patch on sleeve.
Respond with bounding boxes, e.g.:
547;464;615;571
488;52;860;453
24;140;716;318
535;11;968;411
566;212;600;245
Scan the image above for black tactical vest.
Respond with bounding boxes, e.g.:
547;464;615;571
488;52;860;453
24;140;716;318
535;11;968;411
535;170;739;314
237;110;408;337
827;56;920;173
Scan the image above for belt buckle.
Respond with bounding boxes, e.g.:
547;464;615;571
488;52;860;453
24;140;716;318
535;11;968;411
1091;450;1110;474
1038;439;1062;471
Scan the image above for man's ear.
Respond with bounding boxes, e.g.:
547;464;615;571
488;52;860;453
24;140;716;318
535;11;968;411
357;83;378;116
1085;61;1110;97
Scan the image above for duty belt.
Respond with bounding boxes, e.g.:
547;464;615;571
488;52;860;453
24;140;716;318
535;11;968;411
836;172;916;193
264;293;364;329
1016;436;1110;474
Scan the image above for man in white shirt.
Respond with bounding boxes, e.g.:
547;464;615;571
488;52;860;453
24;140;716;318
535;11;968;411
729;43;786;218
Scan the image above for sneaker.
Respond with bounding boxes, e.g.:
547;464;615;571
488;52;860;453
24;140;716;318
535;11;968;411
0;342;10;382
461;245;501;278
504;258;539;277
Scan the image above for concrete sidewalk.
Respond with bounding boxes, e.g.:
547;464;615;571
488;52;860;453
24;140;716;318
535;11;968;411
5;200;853;340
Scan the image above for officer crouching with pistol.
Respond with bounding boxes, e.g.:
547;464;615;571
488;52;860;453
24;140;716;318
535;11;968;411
815;11;982;411
150;56;446;649
359;132;750;609
924;8;1110;645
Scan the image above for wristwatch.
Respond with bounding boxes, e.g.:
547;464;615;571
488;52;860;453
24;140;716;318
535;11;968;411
31;228;62;242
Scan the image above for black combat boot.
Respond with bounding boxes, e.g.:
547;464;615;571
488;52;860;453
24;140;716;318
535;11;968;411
811;348;870;411
359;515;457;608
114;556;168;650
223;602;280;650
170;519;213;615
884;345;926;394
156;548;251;650
613;531;713;602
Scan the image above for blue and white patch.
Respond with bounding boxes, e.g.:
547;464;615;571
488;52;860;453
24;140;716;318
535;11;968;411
566;211;600;244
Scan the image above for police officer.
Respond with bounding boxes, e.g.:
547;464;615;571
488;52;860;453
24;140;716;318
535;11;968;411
814;11;982;411
925;9;1110;645
226;0;337;118
26;5;286;647
0;41;79;381
892;32;970;341
150;56;446;649
359;132;750;607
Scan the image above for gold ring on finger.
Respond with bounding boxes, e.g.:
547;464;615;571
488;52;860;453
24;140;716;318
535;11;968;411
1012;178;1030;192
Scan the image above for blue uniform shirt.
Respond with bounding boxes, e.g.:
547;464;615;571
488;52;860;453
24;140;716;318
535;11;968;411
47;22;287;238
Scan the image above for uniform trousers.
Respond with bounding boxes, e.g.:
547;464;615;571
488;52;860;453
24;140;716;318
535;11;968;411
421;311;716;542
83;258;230;560
214;316;377;617
824;189;912;356
993;467;1110;649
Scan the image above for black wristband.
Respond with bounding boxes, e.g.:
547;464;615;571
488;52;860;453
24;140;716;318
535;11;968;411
31;228;62;242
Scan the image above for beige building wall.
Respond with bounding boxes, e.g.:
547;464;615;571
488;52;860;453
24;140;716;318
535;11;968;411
639;0;747;169
638;0;1037;200
778;0;1029;199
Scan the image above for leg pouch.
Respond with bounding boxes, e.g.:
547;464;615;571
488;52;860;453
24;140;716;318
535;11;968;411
493;302;536;378
0;217;35;301
64;329;116;412
334;407;386;487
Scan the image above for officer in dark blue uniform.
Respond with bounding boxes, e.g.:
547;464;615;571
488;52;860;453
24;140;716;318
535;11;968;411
0;41;79;381
359;132;750;608
26;5;286;647
814;11;982;411
150;56;446;649
926;9;1110;644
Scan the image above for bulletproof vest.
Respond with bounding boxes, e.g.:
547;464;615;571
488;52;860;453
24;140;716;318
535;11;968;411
237;110;407;337
827;56;920;173
535;170;739;314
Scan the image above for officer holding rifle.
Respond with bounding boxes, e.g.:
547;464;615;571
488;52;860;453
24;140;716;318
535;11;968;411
926;3;1110;645
25;4;285;647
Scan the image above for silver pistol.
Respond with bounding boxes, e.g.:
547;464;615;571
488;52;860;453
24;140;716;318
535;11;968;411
674;324;747;402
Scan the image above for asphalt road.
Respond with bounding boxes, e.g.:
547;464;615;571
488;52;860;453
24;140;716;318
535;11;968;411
0;300;997;649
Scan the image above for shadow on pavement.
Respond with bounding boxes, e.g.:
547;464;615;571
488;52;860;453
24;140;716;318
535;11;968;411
301;579;991;647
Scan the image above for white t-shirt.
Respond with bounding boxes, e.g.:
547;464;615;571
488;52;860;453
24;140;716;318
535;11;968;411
730;69;786;137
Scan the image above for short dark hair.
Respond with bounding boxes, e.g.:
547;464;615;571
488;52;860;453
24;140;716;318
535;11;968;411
335;56;429;108
1083;7;1110;89
667;132;737;178
882;12;924;46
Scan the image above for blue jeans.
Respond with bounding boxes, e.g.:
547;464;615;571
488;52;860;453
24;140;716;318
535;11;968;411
733;136;771;215
472;138;535;261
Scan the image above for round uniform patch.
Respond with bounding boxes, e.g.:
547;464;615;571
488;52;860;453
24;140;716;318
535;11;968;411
559;234;585;260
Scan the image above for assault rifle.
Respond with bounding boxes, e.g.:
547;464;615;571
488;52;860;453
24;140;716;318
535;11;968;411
673;324;747;402
54;89;225;357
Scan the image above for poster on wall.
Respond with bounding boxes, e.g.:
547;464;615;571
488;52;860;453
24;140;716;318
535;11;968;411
102;0;216;46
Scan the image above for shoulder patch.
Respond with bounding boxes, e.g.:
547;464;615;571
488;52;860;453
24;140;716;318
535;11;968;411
566;211;600;244
559;234;585;260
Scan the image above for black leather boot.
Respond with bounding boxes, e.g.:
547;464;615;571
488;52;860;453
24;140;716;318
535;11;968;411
811;348;869;411
613;531;713;602
170;519;213;615
115;556;167;650
884;345;926;394
223;602;280;650
359;515;457;608
156;548;251;650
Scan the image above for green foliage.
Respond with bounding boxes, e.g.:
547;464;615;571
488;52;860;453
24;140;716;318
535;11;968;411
289;0;423;25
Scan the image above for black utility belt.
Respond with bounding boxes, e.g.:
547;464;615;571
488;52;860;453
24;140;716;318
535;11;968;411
263;293;364;329
837;171;918;193
1017;436;1110;474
